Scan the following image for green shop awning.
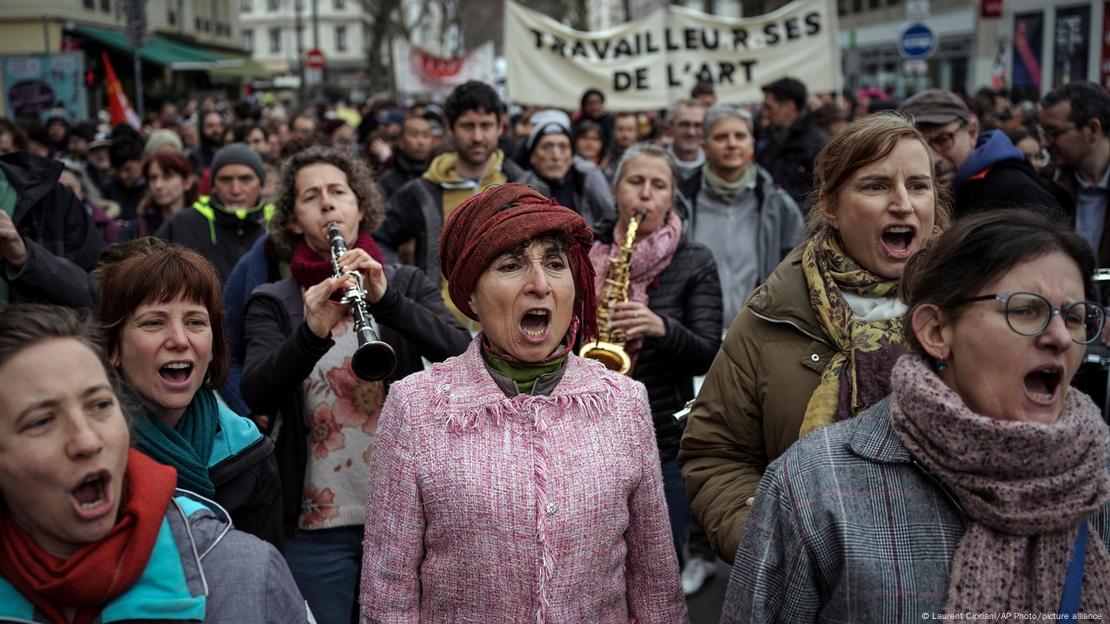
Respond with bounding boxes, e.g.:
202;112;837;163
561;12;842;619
69;25;223;70
198;49;274;80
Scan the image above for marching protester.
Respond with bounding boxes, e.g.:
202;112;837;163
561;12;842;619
757;77;830;208
95;238;284;548
377;113;435;198
668;99;707;181
373;80;528;326
681;113;947;563
608;112;640;176
0;304;309;623
724;210;1110;621
678;105;803;328
520;109;615;230
1041;81;1110;263
155;142;274;284
120;151;198;241
100;137;146;223
0;150;103;308
240;146;469;624
188;110;225;179
588;143;722;577
360;183;688;622
574;118;607;168
899;88;1063;219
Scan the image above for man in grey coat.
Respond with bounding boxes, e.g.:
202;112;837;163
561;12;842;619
678;105;804;331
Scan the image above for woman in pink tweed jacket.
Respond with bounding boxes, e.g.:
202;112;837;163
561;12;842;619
359;184;687;623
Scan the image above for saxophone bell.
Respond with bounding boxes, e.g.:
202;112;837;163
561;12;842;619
326;222;398;382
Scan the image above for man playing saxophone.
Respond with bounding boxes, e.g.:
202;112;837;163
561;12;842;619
587;143;724;567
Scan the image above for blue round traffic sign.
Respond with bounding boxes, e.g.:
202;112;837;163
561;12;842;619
898;22;937;60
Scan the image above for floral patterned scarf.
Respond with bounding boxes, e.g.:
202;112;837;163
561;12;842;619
799;232;904;436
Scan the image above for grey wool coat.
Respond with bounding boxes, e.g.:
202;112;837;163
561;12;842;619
721;397;1110;624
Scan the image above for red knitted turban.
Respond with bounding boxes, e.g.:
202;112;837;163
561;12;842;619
439;183;598;342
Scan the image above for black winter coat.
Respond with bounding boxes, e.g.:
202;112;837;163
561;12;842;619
595;228;723;458
0;152;103;307
954;158;1065;221
756;111;829;208
378;152;428;199
240;264;471;533
154;201;268;284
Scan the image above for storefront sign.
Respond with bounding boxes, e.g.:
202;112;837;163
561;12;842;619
504;0;840;110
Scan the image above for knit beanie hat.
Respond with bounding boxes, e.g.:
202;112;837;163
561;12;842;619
210;142;266;184
439;183;598;341
526;109;573;159
144;129;184;156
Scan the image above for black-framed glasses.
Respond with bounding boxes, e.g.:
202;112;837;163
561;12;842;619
925;121;967;152
961;291;1106;344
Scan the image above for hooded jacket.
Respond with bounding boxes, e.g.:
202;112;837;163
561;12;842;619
378;151;429;199
0;493;306;623
0;152;104;308
374;150;527;286
154;195;275;284
951;130;1064;220
520;156;616;231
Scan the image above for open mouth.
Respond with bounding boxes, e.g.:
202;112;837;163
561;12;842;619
519;308;551;342
159;361;194;384
70;470;112;518
880;225;917;259
1024;365;1063;404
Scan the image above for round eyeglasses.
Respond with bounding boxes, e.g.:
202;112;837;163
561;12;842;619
961;292;1106;344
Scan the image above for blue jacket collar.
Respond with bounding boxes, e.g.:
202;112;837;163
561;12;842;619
954;129;1025;187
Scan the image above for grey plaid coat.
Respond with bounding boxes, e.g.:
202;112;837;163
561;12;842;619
722;397;1110;623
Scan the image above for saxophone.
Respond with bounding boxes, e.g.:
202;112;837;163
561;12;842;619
578;210;644;374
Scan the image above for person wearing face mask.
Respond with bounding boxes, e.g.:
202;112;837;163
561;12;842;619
0;304;308;624
588;143;722;570
520;109;615;232
359;183;688;623
722;210;1110;621
680;113;951;564
240;146;469;624
94;239;284;549
899;89;1063;221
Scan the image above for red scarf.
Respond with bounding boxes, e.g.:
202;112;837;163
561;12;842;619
0;450;177;624
289;232;385;289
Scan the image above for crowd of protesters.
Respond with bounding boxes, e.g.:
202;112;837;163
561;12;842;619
1;72;1110;623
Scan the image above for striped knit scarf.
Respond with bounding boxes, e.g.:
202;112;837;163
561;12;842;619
890;354;1110;615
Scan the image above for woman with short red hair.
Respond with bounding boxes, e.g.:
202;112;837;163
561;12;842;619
359;183;687;623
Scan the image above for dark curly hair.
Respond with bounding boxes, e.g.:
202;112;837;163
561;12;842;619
270;146;385;261
443;81;503;127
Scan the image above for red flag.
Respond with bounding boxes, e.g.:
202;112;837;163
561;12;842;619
101;52;141;130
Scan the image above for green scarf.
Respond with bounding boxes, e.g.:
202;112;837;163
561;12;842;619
799;232;904;436
0;169;17;305
129;387;219;498
482;350;567;395
701;162;758;203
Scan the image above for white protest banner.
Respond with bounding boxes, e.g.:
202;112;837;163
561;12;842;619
392;39;496;96
505;0;840;110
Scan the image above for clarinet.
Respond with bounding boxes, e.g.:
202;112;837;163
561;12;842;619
327;222;397;381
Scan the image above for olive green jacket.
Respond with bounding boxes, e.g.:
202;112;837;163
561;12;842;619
678;246;836;563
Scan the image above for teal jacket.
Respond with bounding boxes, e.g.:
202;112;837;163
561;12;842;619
0;493;306;623
122;391;284;549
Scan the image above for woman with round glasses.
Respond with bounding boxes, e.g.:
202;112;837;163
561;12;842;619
722;210;1110;621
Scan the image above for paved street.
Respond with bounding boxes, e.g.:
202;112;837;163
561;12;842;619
685;559;731;623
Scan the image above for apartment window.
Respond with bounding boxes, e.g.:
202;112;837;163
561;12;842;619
196;17;203;29
243;29;254;51
267;0;279;10
336;25;347;51
241;0;252;11
334;0;345;9
167;8;176;24
83;0;94;8
99;0;110;11
269;27;281;53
